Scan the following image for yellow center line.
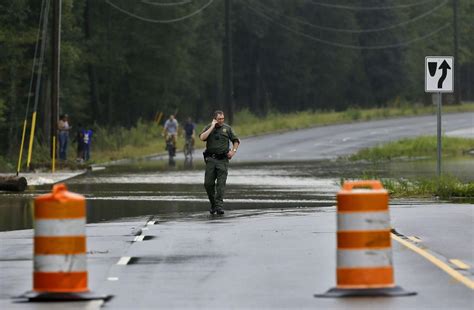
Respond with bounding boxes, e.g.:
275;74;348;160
391;233;474;290
450;259;470;270
407;236;422;242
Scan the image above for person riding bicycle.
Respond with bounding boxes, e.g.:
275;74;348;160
183;117;195;150
163;114;179;148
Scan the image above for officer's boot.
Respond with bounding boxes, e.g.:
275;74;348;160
209;198;217;215
214;194;224;215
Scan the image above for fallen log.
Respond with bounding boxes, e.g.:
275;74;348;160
0;176;28;192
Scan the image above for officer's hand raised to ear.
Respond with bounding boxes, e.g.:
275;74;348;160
200;118;219;141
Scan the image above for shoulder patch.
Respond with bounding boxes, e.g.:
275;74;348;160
223;128;227;133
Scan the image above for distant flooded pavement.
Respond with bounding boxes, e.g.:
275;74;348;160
2;157;473;231
1;161;337;231
2;113;473;231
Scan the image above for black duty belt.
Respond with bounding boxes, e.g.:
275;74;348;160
203;151;228;160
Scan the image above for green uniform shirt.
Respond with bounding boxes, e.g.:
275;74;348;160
201;123;239;154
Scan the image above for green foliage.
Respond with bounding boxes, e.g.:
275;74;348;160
0;98;6;123
340;175;474;200
382;176;474;199
350;136;474;161
344;107;362;121
234;108;259;124
0;155;14;171
30;136;53;164
93;120;162;152
1;1;474;166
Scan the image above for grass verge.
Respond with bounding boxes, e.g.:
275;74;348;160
346;135;474;200
383;176;474;200
349;136;474;161
340;175;474;200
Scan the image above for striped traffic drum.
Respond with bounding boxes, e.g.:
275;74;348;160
33;183;88;292
19;183;109;301
315;180;416;297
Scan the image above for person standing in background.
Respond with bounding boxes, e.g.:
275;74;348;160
82;128;93;161
58;114;71;160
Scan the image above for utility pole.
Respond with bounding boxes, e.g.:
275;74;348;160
51;0;61;162
223;0;234;124
452;0;460;104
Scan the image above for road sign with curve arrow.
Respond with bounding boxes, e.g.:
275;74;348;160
425;56;454;93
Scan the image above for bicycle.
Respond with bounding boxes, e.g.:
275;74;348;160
165;133;176;166
183;135;194;168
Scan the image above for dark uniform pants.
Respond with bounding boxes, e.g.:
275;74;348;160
204;157;228;209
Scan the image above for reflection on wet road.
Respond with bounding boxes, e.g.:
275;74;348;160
1;161;339;231
1;158;473;231
70;162;340;228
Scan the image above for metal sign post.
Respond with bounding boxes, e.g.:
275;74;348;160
436;92;442;178
425;56;454;178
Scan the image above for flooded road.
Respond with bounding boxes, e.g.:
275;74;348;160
2;157;474;309
1;158;472;231
2;113;472;231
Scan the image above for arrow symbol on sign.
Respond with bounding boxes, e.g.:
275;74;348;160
437;60;451;89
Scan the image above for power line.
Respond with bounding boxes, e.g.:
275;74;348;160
245;3;450;50
27;0;51;169
141;0;193;7
18;0;51;174
18;0;48;175
252;0;448;34
23;0;47;121
105;0;214;23
32;0;51;113
308;0;439;11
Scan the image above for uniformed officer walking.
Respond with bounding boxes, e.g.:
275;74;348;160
199;110;240;215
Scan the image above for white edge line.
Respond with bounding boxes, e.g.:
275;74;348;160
134;235;145;242
117;256;131;265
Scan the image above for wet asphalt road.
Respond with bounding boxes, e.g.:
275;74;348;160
100;205;473;309
144;112;473;163
234;112;473;162
1;205;473;309
0;113;473;309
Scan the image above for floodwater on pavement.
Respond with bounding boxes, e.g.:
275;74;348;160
0;158;472;231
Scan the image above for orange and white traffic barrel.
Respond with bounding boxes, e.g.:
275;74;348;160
21;183;108;301
316;180;416;297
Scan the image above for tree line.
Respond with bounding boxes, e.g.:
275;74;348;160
0;0;472;158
